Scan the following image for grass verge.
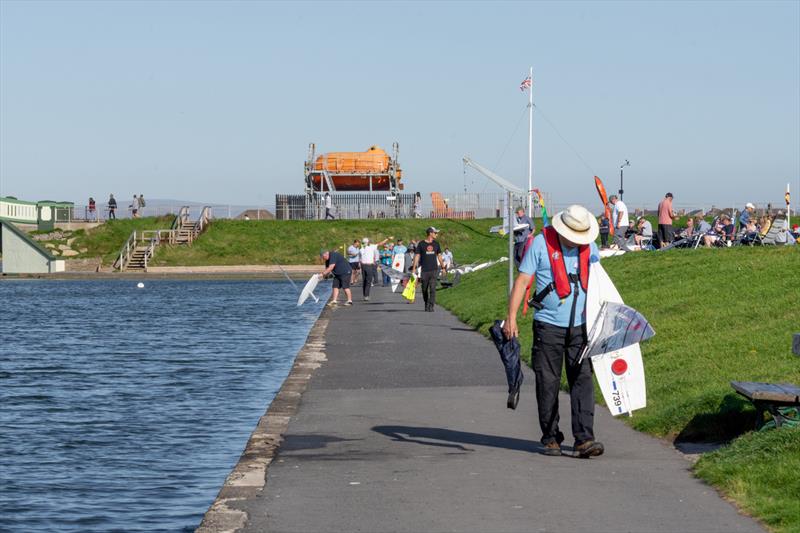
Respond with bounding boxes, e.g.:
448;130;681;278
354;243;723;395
694;428;800;533
148;218;508;266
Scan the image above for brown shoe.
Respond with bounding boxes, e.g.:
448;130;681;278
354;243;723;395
574;440;605;458
541;441;562;456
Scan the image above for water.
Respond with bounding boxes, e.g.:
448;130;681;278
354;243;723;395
0;279;328;532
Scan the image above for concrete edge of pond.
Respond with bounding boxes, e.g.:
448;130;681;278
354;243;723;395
0;265;320;280
195;306;331;533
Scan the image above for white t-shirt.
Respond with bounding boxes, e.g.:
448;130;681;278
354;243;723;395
613;200;629;228
359;244;379;264
347;245;359;263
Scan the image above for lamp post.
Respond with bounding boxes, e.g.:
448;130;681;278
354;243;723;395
619;159;630;200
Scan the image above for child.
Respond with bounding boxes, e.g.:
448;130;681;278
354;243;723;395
598;215;610;248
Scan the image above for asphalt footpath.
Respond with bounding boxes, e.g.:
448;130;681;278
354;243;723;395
235;286;763;533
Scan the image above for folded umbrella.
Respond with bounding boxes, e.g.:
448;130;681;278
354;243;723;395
489;320;524;409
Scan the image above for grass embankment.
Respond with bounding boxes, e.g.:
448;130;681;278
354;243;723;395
71;216;175;264
437;244;799;532
147;218;508;267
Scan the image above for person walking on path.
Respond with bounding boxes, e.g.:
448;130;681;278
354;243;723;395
359;236;391;301
657;192;676;247
320;249;353;306
324;192;335;220
347;239;361;285
138;194;146;216
131;195;139;218
107;194;117;220
380;243;394;286
502;205;604;459
412;227;445;312
513;207;535;267
609;195;629;245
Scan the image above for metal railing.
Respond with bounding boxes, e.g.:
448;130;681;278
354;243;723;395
140;229;177;245
192;206;211;238
114;231;138;271
171;206;191;230
142;238;158;271
42;196;796;224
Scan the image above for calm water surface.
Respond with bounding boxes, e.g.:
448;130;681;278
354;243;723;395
0;279;328;532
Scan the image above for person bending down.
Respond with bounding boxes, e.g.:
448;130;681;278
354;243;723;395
320;249;353;306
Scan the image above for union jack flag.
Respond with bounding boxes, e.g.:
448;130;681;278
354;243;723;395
519;76;532;92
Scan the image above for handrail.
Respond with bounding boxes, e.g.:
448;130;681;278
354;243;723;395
140;229;176;245
143;237;158;271
192;206;212;240
171;206;191;230
114;231;137;271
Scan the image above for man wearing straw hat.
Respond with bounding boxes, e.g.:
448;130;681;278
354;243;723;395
503;205;604;459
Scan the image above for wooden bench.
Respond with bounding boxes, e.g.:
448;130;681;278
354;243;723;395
731;381;800;429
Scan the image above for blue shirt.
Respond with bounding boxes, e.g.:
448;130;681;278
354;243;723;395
519;233;600;327
514;215;535;243
392;245;407;255
739;209;751;228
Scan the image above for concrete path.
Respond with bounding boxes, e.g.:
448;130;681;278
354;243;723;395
235;287;762;533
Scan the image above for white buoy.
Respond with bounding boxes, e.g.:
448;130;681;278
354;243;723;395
137;282;145;289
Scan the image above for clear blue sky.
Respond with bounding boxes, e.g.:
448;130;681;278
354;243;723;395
1;0;798;210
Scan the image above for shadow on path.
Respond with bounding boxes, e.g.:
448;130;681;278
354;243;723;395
372;425;562;454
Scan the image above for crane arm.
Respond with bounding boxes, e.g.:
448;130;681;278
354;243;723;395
462;156;526;195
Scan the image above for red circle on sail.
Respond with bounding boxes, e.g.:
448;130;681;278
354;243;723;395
611;359;628;375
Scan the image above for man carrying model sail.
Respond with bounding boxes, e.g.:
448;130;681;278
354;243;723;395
502;205;604;458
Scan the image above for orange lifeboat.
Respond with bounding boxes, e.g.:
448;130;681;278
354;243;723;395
305;144;403;192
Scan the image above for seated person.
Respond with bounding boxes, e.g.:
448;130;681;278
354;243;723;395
721;215;736;245
633;217;654;247
681;217;695;237
694;216;710;233
703;218;725;248
740;215;760;244
757;216;772;237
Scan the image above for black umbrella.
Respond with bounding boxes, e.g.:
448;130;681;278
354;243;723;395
489;320;524;410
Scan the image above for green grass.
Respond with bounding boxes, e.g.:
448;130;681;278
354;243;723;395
148;218;510;266
436;243;799;531
76;216;175;264
695;428;800;533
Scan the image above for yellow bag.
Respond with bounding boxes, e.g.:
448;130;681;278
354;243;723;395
402;275;416;302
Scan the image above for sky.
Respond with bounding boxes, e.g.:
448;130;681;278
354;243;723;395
1;0;798;210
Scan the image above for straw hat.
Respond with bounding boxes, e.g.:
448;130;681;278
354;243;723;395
551;205;599;245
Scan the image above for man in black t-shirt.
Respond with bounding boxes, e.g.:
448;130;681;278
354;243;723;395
320;249;353;306
412;227;444;312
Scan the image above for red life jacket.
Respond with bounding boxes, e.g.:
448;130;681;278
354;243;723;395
542;226;590;298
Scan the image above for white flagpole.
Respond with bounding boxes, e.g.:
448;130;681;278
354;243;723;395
527;66;534;217
787;183;791;229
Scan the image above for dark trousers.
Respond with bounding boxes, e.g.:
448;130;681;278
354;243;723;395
599;232;609;247
532;320;595;445
420;270;438;310
514;241;526;266
362;264;376;297
325;208;335;220
657;224;673;247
